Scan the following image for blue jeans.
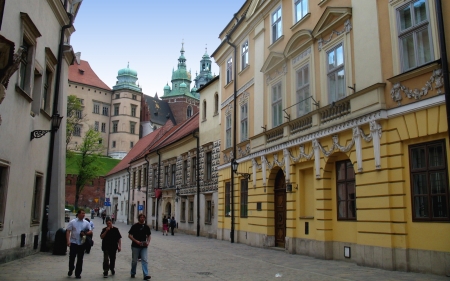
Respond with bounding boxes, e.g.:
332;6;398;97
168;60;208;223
131;246;148;277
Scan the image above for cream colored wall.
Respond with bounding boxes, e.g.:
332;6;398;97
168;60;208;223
108;90;141;158
67;82;111;153
0;0;76;257
199;79;220;143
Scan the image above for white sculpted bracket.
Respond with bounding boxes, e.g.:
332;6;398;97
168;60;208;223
390;69;444;105
318;19;352;51
238;144;251;157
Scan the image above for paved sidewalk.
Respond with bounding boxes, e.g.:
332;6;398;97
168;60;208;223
0;218;448;281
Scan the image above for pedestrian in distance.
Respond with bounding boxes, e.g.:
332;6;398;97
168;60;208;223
170;216;176;236
102;211;106;224
162;215;168;236
111;213;115;224
84;218;94;254
66;209;92;279
128;213;151;280
100;217;122;278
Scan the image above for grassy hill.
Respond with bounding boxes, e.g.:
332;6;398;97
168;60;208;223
66;154;121;176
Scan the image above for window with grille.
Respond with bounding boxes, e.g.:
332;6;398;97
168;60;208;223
171;164;176;186
191;157;197;184
240;179;248;218
225;182;231;217
206;152;212;180
336;160;356;220
31;174;43;224
189;201;194;222
164;166;169;186
410;140;449;221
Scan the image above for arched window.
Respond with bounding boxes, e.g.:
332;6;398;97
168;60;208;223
214;93;219;115
187;106;192;118
202;100;207;121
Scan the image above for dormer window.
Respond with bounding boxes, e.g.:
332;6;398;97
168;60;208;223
78;69;84;74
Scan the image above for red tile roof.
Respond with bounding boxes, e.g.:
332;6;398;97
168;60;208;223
106;120;174;176
69;60;111;91
131;113;200;163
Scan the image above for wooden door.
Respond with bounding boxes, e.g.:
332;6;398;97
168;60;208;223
274;169;286;248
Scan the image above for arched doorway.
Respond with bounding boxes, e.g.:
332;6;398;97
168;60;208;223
165;202;172;218
274;169;286;248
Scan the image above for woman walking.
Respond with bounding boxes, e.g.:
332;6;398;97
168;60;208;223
162;215;168;236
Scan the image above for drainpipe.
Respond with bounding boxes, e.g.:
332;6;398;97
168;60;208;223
225;13;244;243
156;150;161;231
127;167;131;225
145;155;150;225
193;130;200;237
435;0;450;143
40;11;73;252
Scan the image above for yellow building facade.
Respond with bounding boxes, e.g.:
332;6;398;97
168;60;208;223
212;0;450;275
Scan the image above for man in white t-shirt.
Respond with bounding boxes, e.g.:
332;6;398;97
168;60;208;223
66;209;92;279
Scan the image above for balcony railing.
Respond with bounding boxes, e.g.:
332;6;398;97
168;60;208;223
266;127;284;142
319;99;351;123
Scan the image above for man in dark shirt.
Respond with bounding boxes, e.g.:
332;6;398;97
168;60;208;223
128;214;151;280
100;217;122;278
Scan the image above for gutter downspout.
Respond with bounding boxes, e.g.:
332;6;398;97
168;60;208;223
40;12;73;252
156;150;161;231
127;167;131;225
193;130;200;237
145;155;150;225
225;13;244;244
435;0;450;144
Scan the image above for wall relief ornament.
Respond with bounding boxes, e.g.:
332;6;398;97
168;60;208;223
238;144;250;157
253;121;382;180
318;19;352;51
223;151;233;164
239;92;250;106
390;69;444;105
265;63;287;85
225;103;233;116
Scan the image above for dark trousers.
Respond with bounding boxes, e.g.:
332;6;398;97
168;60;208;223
171;226;174;235
103;250;117;273
69;243;85;277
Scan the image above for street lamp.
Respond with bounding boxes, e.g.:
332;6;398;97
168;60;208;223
231;159;251;180
30;113;63;140
175;187;187;202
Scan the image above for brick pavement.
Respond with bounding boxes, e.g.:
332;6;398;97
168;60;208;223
0;216;447;281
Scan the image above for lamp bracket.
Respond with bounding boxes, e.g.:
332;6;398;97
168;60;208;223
236;172;251;180
30;130;52;140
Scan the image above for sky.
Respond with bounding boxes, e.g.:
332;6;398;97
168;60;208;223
70;0;245;96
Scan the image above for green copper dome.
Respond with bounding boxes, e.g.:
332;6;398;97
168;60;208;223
164;83;170;90
112;63;142;92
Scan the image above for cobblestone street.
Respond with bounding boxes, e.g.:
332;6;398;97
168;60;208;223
0;217;448;281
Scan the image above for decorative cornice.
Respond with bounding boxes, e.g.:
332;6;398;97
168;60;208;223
292;47;311;66
266;63;287;85
220;78;254;110
318;19;352;51
390;69;444;105
239;92;250;106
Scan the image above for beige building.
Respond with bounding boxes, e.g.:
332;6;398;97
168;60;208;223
212;0;450;275
68;58;143;159
0;0;81;262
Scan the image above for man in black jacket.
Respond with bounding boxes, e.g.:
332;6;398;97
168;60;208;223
100;217;122;278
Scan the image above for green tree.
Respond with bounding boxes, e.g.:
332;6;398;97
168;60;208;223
74;128;104;210
66;95;87;156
